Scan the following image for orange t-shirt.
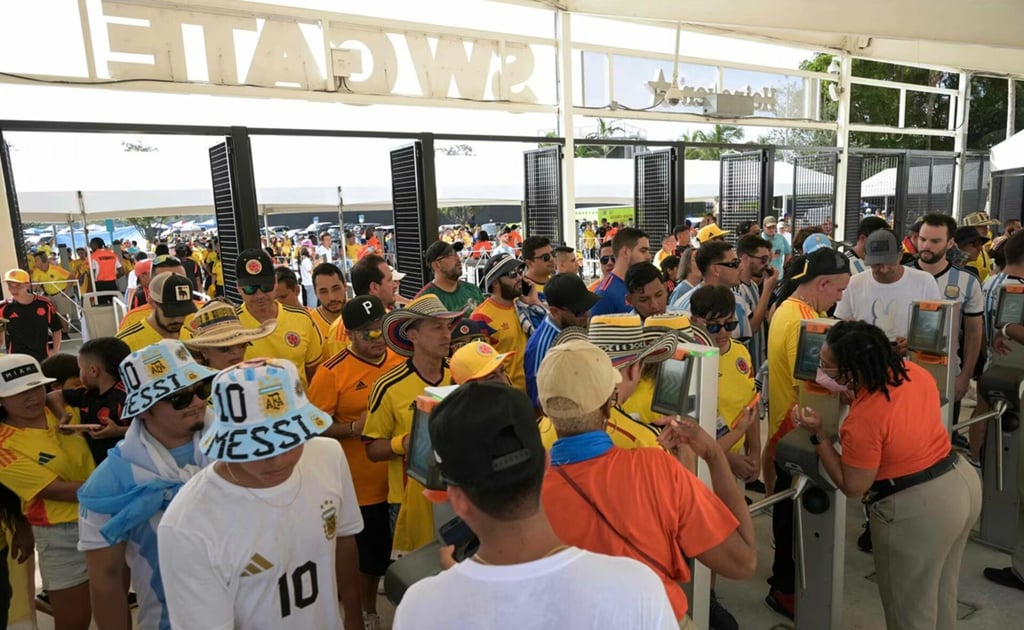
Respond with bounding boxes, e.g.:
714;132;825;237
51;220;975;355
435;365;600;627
309;307;335;340
542;447;738;619
307;347;404;505
471;241;493;259
839;361;951;480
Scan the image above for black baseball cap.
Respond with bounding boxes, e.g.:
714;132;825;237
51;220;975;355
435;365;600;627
954;226;989;246
788;248;851;285
149;273;197;317
425;241;461;265
429;382;545;488
451;318;489;346
236;249;275;285
342;295;386;330
545;273;600;314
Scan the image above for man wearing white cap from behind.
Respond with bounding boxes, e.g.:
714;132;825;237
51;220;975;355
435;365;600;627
158;358;364;630
77;339;218;630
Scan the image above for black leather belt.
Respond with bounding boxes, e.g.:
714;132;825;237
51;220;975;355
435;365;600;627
863;452;958;505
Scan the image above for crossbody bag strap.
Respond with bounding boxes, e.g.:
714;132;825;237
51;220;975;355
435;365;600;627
553;465;674;578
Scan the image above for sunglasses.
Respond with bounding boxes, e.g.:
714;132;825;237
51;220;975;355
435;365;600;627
502;267;524;279
241;283;275;295
750;255;771;265
600;255;616;265
713;260;742;269
354;328;384;341
705;321;739;334
162;381;212;410
530;253;553;262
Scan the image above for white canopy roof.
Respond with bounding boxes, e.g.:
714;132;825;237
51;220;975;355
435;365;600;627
991;131;1024;172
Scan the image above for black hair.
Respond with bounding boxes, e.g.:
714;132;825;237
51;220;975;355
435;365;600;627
274;266;299;290
611;227;647;254
32;251;46;261
89;237;105;249
461;472;544;522
154;243;170;256
40;353;80;387
174;243;191;257
521;235;551;260
79;337;132;379
135;251;148;261
625;262;663;294
689;285;735;321
598;240;614;252
736;234;772;257
694;241;733;275
826;320;909;401
351;253;386;295
1003;229;1024;266
660;255;680;281
919;213;957;240
152;255;182;269
553;245;574;255
312;262;345;287
476;231;490;242
857;215;891;238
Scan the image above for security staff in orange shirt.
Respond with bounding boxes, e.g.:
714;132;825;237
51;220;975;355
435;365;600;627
89;237;121;304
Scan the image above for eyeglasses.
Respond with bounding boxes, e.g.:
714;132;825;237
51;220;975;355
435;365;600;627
354;328;384;341
704;321;739;333
529;252;553;262
714;260;741;269
600;255;616;265
241;283;275;295
162;381;212;410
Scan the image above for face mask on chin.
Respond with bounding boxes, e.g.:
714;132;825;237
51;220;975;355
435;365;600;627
815;367;852;396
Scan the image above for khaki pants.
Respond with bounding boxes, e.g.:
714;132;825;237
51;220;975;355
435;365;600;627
869;456;982;630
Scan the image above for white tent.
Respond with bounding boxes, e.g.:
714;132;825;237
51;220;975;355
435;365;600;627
991;130;1024;172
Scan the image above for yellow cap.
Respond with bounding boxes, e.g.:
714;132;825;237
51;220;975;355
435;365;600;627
3;269;30;284
450;341;515;385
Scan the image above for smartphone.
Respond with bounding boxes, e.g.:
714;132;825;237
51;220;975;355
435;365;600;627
522;280;533;296
438;516;480;562
64;424;103;431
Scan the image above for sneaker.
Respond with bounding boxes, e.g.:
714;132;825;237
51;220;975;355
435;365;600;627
363;612;382;630
765;589;794;620
709;591;739;630
857;524;873;553
984;567;1024;591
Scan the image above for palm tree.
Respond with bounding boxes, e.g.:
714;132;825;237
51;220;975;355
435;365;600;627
680;125;745;159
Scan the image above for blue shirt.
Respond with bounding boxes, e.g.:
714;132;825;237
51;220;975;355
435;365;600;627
524;316;562;407
668;279;696;305
764;232;791;276
590;273;629;316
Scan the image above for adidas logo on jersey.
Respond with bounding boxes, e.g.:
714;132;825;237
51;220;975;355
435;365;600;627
37;452;55;465
355;381;368;390
240;553;274;577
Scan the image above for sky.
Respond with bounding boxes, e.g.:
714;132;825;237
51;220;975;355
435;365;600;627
0;0;825;210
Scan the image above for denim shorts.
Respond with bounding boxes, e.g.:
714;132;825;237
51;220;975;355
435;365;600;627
32;521;89;591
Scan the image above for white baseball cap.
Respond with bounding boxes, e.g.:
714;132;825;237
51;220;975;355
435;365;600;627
0;355;55;398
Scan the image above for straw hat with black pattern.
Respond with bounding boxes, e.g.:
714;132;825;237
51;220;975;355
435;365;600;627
183;300;277;349
643;312;703;345
382;294;466;357
578;314;676;368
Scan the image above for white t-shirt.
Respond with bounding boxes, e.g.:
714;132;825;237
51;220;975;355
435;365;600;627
835;266;942;339
393;547;676;630
315;244;334;263
299;257;314;285
158;438;363;630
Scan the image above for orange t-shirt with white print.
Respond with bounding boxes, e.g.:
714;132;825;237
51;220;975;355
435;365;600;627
839;361;951;480
306;347;404;506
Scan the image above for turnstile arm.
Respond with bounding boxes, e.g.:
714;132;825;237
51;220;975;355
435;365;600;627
953;401;1008;491
748;475;812;590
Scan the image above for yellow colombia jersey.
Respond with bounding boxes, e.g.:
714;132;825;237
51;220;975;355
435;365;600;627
236;303;324;388
362;359;451;554
309;307;334;342
120;303;201;332
718;340;757;454
0;409;95;526
469;298;528;391
538;407;660;451
31;265;71;296
117;317;172;353
621;374;660;426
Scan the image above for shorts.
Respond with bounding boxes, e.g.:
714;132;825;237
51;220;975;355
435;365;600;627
355;502;393;577
32;522;89;591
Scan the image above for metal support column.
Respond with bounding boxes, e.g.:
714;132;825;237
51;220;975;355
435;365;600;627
557;11;576;243
833;55;853;244
0;133;22;284
953;72;972;221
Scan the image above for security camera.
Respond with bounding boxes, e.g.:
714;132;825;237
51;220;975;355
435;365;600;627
664;86;683;107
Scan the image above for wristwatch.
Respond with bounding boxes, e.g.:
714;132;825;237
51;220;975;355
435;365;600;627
809;433;822;446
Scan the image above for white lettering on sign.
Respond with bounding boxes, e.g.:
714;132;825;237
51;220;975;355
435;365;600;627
94;1;550;104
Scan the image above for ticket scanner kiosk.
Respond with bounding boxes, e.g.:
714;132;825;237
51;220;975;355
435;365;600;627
751;318;846;629
972;286;1024;551
906;300;960;432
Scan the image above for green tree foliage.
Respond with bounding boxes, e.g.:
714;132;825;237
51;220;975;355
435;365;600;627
680;124;746;159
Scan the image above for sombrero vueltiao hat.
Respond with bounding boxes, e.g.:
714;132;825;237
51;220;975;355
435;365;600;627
586;314;676;368
183;300;277;349
643;312;697;344
383;294;466;357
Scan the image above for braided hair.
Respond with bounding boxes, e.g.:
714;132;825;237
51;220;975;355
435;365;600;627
826;320;910;401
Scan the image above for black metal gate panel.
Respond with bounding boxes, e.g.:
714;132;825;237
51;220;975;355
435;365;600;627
209;130;260;306
843;154;865;242
961;154;991;218
902;154;956;237
0;133;27;278
991;168;1024;224
524;146;563;245
856;153;905;233
719;150;772;241
390;142;437;299
791;152;838;233
634;149;678;239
